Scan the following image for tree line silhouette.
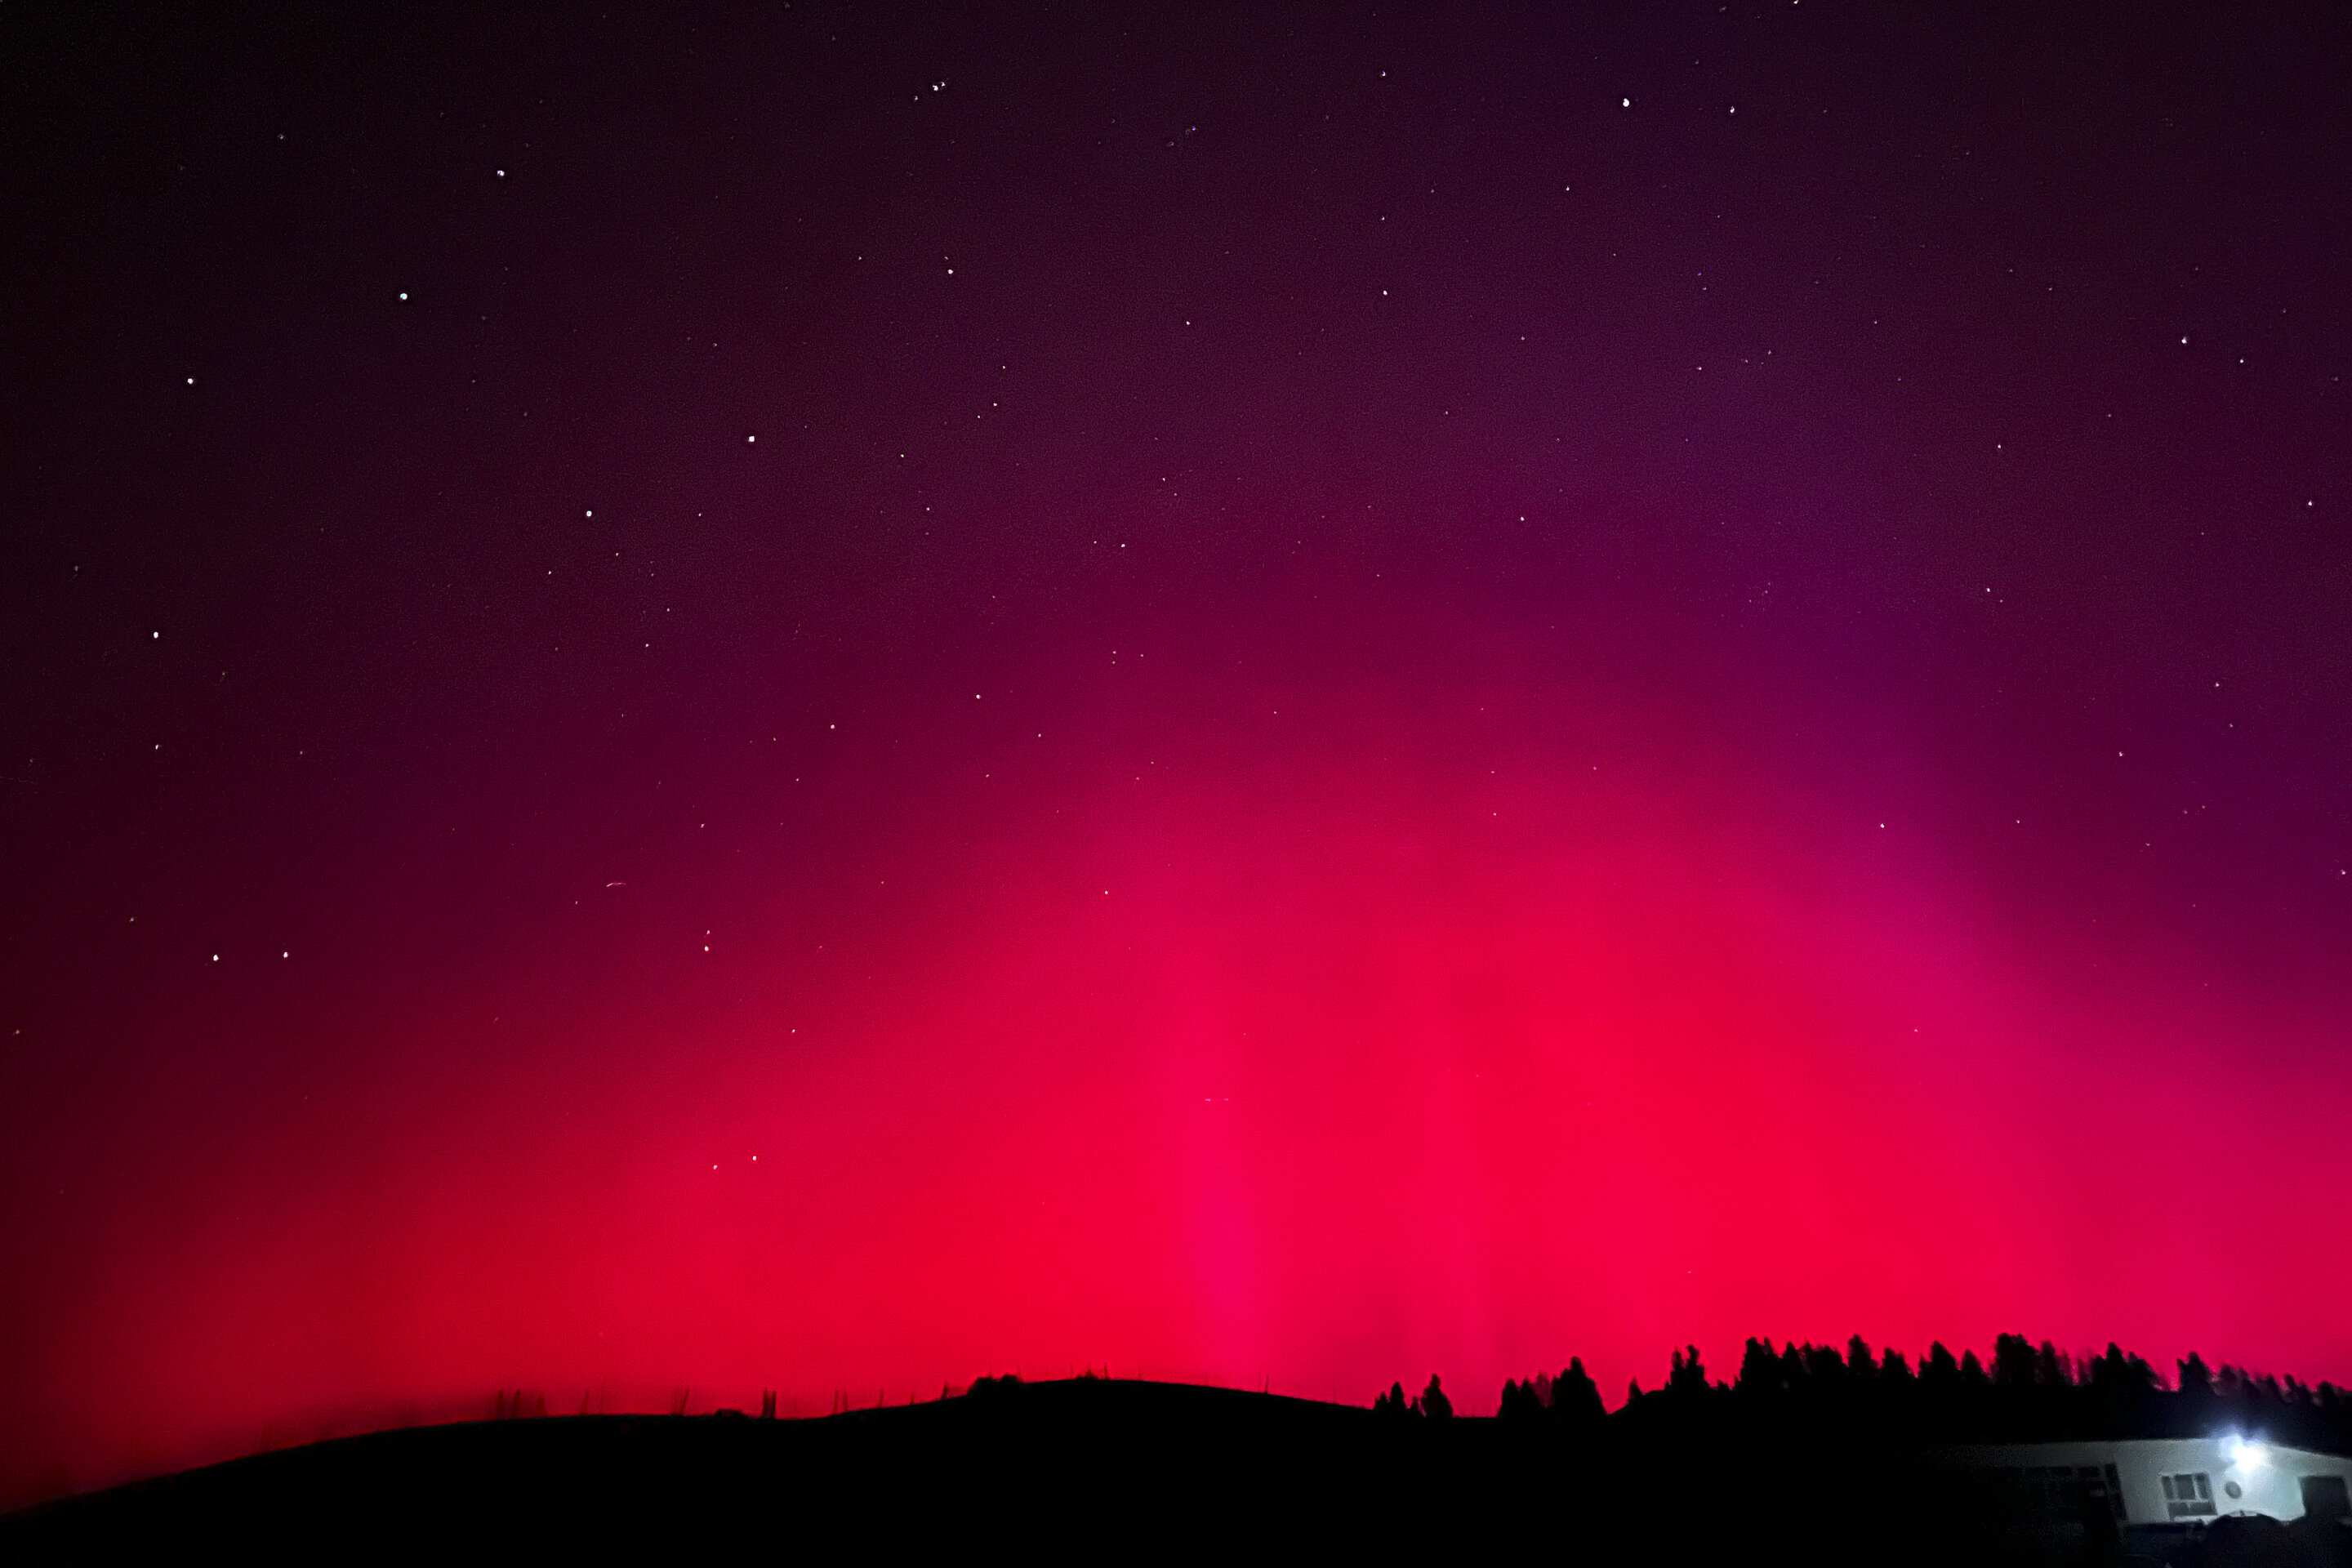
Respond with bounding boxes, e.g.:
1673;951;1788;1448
1374;1374;1457;1419
1392;1334;2352;1451
483;1334;2352;1454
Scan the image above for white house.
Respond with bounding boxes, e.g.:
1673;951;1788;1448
1945;1435;2352;1531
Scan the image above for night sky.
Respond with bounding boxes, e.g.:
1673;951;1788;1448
4;2;2349;1505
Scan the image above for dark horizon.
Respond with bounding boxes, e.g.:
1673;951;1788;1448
4;0;2349;1512
20;1326;2352;1508
13;1337;2352;1568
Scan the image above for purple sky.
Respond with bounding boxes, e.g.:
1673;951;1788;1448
2;2;2347;1505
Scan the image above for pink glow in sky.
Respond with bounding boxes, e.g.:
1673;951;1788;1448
3;3;2348;1507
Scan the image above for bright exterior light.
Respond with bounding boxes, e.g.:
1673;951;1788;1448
2226;1437;2269;1470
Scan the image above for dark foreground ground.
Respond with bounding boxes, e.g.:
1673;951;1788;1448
2;1379;2344;1566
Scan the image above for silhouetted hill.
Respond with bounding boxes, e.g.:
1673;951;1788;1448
0;1377;1999;1566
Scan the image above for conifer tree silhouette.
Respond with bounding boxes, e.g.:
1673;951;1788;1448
1921;1342;1961;1395
1667;1345;1709;1399
1497;1377;1545;1420
2087;1343;2157;1436
1802;1340;1846;1395
1415;1375;1453;1419
1481;1333;2352;1454
1552;1358;1606;1425
1737;1338;1784;1399
1992;1332;2037;1389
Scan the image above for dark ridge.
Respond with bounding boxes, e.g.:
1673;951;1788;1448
11;1339;2351;1565
0;1374;1981;1566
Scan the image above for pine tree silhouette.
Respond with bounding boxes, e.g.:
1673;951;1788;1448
1498;1377;1545;1421
1667;1345;1710;1399
1481;1332;2352;1455
1737;1337;1784;1399
1992;1332;2037;1389
1552;1358;1606;1425
1802;1340;1847;1396
1846;1336;1878;1391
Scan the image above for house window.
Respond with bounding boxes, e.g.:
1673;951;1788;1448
2025;1466;2076;1512
2303;1475;2352;1522
2000;1465;2121;1517
2163;1472;2216;1519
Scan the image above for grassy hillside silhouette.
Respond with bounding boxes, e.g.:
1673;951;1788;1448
7;1343;2350;1566
0;1376;1949;1564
